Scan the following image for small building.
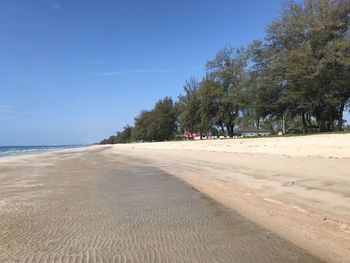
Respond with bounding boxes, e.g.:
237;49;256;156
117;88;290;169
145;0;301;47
184;130;213;140
238;127;272;137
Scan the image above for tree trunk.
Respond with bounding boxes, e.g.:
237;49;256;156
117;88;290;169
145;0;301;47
326;121;331;132
337;101;345;131
301;113;308;134
282;114;286;134
315;110;327;132
221;123;225;136
226;124;234;137
318;120;326;132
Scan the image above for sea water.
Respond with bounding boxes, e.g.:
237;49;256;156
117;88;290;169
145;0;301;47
0;145;80;157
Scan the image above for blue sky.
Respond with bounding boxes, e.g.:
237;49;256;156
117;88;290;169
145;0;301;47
1;0;348;145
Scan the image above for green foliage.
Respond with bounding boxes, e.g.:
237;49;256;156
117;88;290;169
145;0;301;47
131;110;153;141
253;0;350;133
205;46;250;136
115;125;133;143
101;0;350;143
100;125;133;144
132;97;177;142
100;135;117;145
177;78;202;133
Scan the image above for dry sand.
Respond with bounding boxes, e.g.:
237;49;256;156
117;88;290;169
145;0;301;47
109;134;350;263
0;146;320;262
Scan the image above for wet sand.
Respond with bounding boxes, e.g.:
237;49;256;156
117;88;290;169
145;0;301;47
110;134;350;263
0;147;320;262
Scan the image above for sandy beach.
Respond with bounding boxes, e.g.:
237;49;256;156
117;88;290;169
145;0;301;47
3;0;349;261
110;134;350;263
0;134;349;262
0;146;320;262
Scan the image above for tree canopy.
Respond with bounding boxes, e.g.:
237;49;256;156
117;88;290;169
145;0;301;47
101;0;350;144
132;97;177;142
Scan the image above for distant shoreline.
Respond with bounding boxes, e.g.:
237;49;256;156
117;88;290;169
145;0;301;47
0;145;85;158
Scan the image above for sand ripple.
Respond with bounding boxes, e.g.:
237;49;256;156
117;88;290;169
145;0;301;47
0;149;321;262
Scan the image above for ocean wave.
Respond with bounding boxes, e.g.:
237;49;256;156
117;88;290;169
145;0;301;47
0;145;80;157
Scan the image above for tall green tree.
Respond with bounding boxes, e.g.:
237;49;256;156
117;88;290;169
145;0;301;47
132;110;153;141
205;46;250;136
132;97;177;142
101;0;350;142
254;0;350;132
150;97;178;141
178;78;203;133
114;125;133;143
197;79;222;133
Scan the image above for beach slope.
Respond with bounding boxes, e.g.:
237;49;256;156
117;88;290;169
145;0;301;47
110;134;350;263
0;146;320;262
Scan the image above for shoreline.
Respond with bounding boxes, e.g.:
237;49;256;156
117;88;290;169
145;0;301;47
0;146;320;262
1;134;350;261
0;145;87;159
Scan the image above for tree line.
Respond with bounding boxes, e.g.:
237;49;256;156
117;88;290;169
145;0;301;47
100;0;350;144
